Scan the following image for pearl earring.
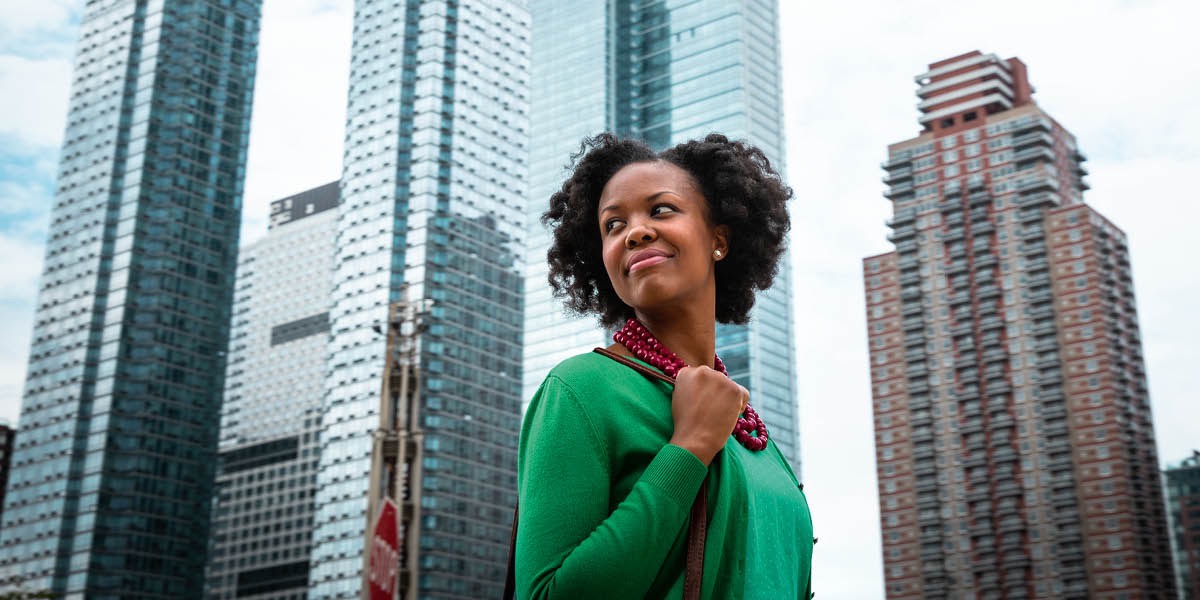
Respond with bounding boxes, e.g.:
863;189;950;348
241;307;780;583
713;249;723;259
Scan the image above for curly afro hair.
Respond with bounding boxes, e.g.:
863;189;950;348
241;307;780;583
543;133;792;328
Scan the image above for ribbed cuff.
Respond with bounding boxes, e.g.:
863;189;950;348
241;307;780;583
640;444;708;510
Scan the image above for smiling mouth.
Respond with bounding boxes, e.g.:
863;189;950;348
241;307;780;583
628;255;670;273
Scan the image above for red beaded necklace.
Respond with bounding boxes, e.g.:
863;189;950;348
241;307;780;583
614;318;769;452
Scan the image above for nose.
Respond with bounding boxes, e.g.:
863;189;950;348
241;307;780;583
624;223;656;249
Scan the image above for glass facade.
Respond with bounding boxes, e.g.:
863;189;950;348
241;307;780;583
204;183;339;598
522;0;799;471
308;1;529;598
0;0;261;597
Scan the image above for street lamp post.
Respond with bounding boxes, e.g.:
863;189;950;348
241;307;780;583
363;288;433;600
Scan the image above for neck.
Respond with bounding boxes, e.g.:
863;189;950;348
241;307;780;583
634;304;716;369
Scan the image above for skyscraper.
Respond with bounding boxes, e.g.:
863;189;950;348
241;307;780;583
864;51;1175;599
204;183;339;598
308;1;529;597
0;0;262;596
522;0;798;470
1164;451;1200;600
0;423;13;523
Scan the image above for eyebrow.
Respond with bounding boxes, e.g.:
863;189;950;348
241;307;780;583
598;190;678;215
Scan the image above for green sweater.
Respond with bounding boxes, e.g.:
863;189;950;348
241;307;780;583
516;352;814;599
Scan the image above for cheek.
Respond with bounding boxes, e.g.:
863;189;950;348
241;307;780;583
600;238;623;282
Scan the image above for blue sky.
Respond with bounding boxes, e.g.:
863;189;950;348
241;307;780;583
2;1;1199;598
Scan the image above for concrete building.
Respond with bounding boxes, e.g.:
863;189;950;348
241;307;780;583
307;1;529;597
204;182;339;598
1165;451;1200;600
0;1;262;596
522;0;799;472
864;51;1175;599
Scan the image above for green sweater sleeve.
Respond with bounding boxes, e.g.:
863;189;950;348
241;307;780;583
516;374;708;599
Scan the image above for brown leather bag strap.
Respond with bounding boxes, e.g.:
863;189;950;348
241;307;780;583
504;505;518;599
684;478;709;600
502;348;709;599
592;346;675;385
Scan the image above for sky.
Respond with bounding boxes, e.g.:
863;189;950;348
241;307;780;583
1;1;1198;598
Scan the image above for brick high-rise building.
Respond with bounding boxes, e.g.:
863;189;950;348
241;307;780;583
863;51;1175;599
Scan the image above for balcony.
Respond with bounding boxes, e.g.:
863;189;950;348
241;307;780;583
939;198;962;213
885;181;914;198
1028;304;1053;319
888;225;917;242
973;220;995;235
1032;320;1055;336
1012;131;1053;150
985;381;1012;395
1017;191;1060;208
975;253;997;268
888;210;916;227
943;226;965;242
1025;257;1048;273
1017;176;1060;195
906;363;929;378
1013;146;1055;165
903;316;925;332
1011;117;1052;135
1017;208;1043;223
896;239;917;253
1028;287;1052;304
883;167;913;184
994;481;1022;499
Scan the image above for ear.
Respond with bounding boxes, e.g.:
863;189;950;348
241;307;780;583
713;225;729;261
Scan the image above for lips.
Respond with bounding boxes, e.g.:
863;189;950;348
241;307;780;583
627;248;672;273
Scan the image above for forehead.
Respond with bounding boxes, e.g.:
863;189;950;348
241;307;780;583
599;161;701;204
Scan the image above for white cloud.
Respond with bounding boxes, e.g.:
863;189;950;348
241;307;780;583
0;1;76;38
0;54;73;149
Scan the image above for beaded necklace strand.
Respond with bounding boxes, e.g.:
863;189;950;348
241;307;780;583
614;318;769;452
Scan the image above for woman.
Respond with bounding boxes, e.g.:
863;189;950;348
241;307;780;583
515;133;813;598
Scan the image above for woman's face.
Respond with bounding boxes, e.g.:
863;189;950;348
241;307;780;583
597;161;727;318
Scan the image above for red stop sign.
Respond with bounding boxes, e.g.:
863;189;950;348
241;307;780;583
368;498;401;600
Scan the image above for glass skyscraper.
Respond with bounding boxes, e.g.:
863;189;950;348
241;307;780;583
0;0;261;597
204;183;339;598
522;0;798;470
308;1;529;598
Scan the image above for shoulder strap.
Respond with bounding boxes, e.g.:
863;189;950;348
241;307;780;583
503;349;708;599
592;346;675;385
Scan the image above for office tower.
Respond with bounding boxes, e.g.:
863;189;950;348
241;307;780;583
204;183;338;598
1165;451;1200;600
308;1;529;598
864;51;1175;599
522;0;799;470
0;423;13;522
0;1;261;596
